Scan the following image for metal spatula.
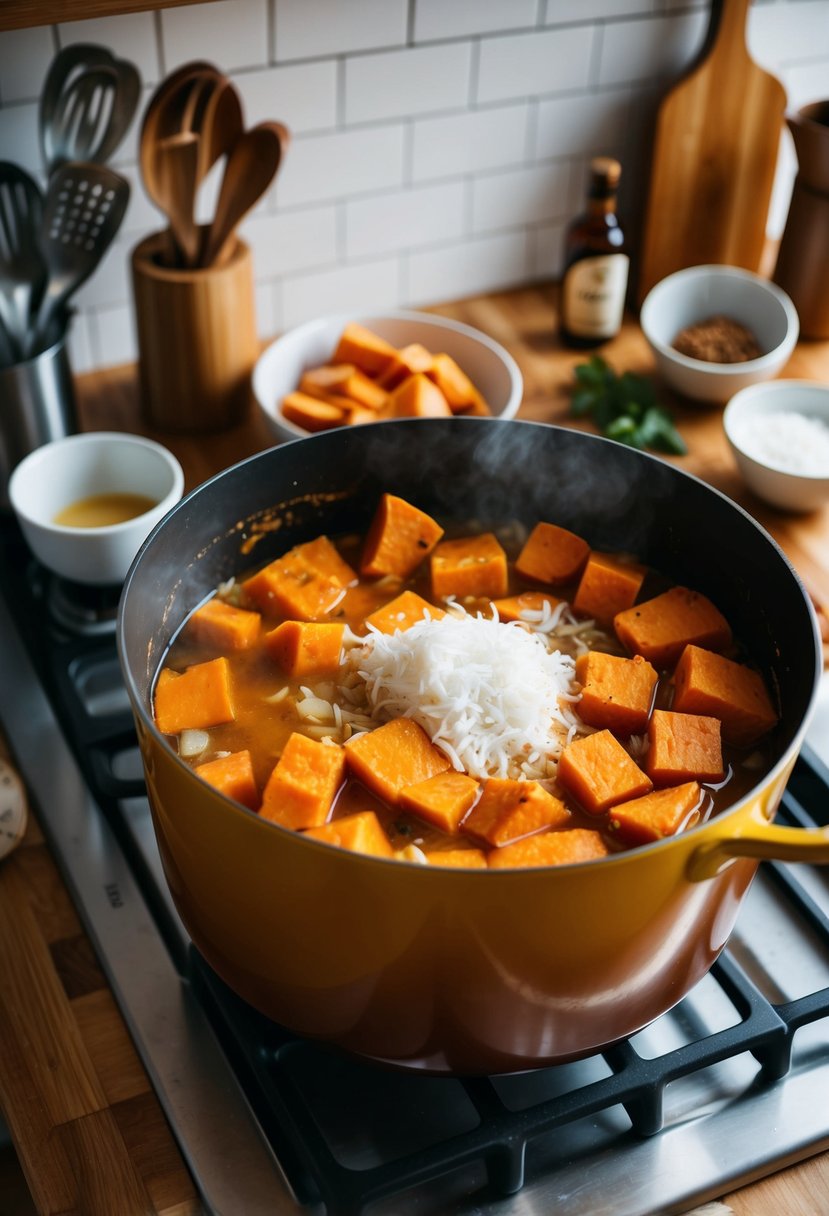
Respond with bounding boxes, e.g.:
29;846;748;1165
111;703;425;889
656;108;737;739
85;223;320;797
0;161;46;363
39;43;141;176
26;161;129;358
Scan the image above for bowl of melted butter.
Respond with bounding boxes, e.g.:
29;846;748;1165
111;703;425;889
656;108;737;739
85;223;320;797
8;431;184;585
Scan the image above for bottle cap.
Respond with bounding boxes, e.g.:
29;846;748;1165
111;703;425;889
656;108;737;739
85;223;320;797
590;157;622;187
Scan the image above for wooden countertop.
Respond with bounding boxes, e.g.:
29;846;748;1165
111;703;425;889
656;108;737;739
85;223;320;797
1;283;828;1215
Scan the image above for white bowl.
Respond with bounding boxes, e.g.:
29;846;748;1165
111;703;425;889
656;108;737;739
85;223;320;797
8;431;185;585
723;380;829;513
253;310;523;442
640;265;799;404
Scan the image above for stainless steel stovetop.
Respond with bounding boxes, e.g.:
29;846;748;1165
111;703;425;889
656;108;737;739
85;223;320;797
1;520;828;1216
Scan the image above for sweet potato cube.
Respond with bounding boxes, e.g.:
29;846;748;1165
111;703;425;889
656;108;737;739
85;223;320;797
491;591;561;623
423;847;488;869
259;732;346;829
360;494;445;579
646;710;724;785
377;343;434;390
608;781;702;847
489;828;610;869
398;771;480;834
297;536;357;587
365;590;445;635
575;651;658;737
430;533;508;600
300;364;388;410
304;810;393;858
282;391;346;432
154;658;235;735
573;553;646;624
614;586;732;669
242;537;355;621
515;522;590;586
332;323;398;377
195;749;259;811
427;353;490;416
389;372;452;418
672;644;778;748
264;620;344;677
187;598;261;651
344;718;451;806
463;778;571;846
557;729;652;815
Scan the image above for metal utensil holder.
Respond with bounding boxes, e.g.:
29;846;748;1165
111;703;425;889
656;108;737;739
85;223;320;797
0;333;76;509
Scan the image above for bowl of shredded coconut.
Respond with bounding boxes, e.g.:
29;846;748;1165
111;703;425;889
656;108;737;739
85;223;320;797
724;380;829;511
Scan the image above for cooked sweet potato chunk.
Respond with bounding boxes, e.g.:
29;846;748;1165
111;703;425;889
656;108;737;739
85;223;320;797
398;770;480;835
195;749;259;811
515;522;589;586
646;710;724;785
365;590;445;635
332;323;397;377
187;598;261;651
430;533;508;600
360;494;445;579
489;828;610;868
491;591;561;623
154;658;235;735
389;373;452;418
463;778;571;846
282;391;347;432
672;644;778;747
242;537;355;621
557;729;652;815
614;586;732;668
300;364;388;410
298;536;358;587
377;343;434;390
304;810;393;858
423;846;488;868
608;781;702;847
264;620;344;677
260;732;346;829
573;552;646;624
426;353;490;415
344;718;451;806
575;651;658;737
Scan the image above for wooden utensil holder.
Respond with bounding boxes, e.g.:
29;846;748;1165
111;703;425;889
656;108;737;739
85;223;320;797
131;230;258;433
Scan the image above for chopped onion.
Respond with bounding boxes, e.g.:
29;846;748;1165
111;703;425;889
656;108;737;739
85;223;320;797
179;729;209;757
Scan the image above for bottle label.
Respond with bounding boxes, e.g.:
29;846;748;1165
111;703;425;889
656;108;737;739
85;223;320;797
562;254;630;339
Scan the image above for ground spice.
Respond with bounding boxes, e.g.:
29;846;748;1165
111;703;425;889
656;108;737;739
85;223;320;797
672;315;762;363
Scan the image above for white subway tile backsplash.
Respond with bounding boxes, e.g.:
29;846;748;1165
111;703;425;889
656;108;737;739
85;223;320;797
596;11;707;87
472;161;574;235
57;12;160;85
283;257;400;328
74;238;134;310
255;281;278;338
411;103;530;182
274;126;406;208
243;205;338;278
528;218;567;281
0;26;55;105
407;230;528;304
0;102;41;175
161;0;269;74
749;0;829;69
477;26;595;106
274;0;408;63
118;164;167;235
66;311;94;375
414;0;538;43
545;0;655;21
232;61;337;134
344;43;473;125
345;181;465;259
92;303;136;366
534;89;629;161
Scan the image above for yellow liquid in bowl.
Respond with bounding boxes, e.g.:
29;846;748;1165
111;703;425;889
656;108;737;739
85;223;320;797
54;493;158;528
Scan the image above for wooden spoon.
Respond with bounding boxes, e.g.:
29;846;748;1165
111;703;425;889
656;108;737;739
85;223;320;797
154;132;201;267
199;121;289;268
139;62;221;218
195;78;244;184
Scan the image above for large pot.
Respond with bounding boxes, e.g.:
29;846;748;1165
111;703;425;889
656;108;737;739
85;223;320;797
118;419;825;1075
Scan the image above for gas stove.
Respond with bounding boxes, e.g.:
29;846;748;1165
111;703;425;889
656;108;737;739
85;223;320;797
1;513;828;1216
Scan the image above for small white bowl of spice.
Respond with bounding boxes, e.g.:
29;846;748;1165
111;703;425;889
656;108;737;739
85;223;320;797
723;380;829;512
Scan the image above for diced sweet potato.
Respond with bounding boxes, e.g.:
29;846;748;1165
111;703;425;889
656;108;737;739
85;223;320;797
489;828;610;869
398;771;480;834
259;732;346;829
186;597;261;651
463;778;571;846
672;644;778;748
575;651;658;737
365;590;445;635
423;846;488;869
264;620;344;677
490;591;561;623
332;323;397;377
515;522;590;585
389;373;452;418
195;749;259;811
614;586;732;669
300;364;388;410
154;658;235;735
426;353;490;416
298;536;358;587
557;729;652;815
242;537;355;621
573;553;646;624
344;718;451;806
282;391;347;432
304;810;393;858
360;494;445;579
377;343;434;390
646;710;724;785
430;533;508;600
608;781;702;847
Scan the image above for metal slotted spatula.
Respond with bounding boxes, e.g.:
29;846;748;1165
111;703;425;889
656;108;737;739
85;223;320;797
0;161;46;363
40;43;141;176
26;161;129;358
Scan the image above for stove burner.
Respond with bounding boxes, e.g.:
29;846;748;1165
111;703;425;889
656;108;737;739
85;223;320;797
47;573;121;636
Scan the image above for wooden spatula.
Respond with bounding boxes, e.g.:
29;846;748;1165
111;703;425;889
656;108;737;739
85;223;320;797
199;121;289;268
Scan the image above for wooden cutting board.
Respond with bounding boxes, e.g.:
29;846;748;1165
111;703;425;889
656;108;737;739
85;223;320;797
637;0;786;304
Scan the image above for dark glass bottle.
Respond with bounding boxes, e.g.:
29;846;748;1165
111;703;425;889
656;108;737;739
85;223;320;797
559;157;629;349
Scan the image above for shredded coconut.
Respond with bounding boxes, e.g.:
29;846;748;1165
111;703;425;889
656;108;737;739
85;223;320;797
734;411;829;476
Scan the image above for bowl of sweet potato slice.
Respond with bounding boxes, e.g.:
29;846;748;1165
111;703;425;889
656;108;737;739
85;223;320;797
252;310;523;441
118;417;824;1074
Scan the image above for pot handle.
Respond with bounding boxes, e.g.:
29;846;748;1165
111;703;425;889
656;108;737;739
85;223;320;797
687;821;829;882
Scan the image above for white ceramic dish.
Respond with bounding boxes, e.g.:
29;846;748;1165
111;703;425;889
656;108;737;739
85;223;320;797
640;265;799;404
723;380;829;512
8;431;185;585
252;310;523;442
